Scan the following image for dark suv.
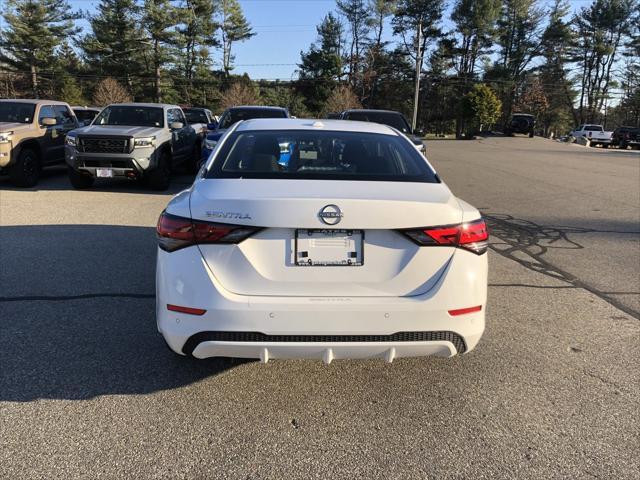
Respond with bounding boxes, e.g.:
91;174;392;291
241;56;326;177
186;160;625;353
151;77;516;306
200;106;290;164
505;114;535;137
339;109;425;154
612;126;640;150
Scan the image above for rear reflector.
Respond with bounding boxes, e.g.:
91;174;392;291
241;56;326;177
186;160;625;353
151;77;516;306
157;211;261;252
448;305;482;316
167;304;207;316
402;218;489;254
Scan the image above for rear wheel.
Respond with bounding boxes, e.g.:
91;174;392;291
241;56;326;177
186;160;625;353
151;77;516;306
529;130;534;138
147;150;171;191
8;148;40;187
68;167;95;189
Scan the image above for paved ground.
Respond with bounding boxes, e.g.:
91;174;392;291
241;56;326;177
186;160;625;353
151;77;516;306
1;137;638;479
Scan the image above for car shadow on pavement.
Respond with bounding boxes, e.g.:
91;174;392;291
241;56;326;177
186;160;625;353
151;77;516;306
0;224;242;402
0;164;195;195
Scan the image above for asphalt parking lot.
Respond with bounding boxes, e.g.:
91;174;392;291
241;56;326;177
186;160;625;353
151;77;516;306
1;137;638;479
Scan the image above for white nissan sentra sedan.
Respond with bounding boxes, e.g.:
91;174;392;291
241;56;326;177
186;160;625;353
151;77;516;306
156;119;488;363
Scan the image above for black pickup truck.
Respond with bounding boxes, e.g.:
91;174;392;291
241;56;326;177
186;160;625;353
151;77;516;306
612;126;640;150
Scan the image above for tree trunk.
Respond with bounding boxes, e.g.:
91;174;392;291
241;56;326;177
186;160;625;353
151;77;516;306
31;65;38;98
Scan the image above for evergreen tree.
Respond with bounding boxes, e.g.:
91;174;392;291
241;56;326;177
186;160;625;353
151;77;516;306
448;0;501;136
296;14;345;114
178;0;219;102
141;0;180;102
336;0;371;92
0;0;79;97
219;0;255;76
81;0;145;95
487;0;545;123
364;0;397;105
57;75;87;105
572;0;636;123
461;83;502;133
392;0;445;69
538;0;577;133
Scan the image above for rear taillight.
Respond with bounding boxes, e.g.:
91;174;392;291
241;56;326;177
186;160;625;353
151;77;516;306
402;218;489;254
156;211;261;252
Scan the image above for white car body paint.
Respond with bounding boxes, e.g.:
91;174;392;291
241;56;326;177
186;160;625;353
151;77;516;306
156;119;488;363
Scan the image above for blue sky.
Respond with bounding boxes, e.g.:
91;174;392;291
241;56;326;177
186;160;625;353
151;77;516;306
66;0;337;80
58;0;586;80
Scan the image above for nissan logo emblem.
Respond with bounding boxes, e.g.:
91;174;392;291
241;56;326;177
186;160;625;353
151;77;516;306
318;204;343;225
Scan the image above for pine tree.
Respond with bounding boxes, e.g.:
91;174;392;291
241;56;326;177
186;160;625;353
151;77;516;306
0;0;79;97
177;0;219;102
538;0;577;134
219;0;255;76
141;0;180;102
572;0;636;123
296;14;345;114
488;0;545;123
365;0;397;106
57;75;87;105
448;0;501;136
81;0;145;94
336;0;370;92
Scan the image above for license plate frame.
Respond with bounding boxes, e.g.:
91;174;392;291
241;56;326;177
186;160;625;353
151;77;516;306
96;168;114;178
295;229;364;267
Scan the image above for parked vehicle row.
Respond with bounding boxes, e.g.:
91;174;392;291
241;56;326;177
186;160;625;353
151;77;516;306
0;99;79;187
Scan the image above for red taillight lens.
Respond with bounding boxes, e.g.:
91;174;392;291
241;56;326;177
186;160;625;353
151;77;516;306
448;305;482;316
167;304;207;315
157;211;260;252
402;218;489;254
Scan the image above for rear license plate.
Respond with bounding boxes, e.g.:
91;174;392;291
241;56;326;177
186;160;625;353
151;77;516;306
295;229;363;266
96;168;114;178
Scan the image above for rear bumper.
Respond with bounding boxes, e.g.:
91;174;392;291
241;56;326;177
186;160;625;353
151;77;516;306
156;246;487;362
189;338;458;364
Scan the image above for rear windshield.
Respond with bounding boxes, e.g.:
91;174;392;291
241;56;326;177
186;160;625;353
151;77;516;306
94;106;164;127
206;130;438;183
343;111;411;134
74;110;99;122
218;109;287;129
584;125;603;131
0;102;36;123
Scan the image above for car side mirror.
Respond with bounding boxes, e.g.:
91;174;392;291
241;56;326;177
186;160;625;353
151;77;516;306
207;122;218;130
170;121;184;130
41;117;57;126
413;128;425;137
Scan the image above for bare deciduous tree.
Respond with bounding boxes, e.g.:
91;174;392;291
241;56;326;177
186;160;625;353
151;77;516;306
220;82;260;109
324;84;362;114
92;77;133;106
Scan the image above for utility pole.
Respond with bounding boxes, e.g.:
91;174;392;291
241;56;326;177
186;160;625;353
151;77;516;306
411;17;422;132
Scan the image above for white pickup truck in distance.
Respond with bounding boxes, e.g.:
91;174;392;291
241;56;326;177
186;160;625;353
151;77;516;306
570;124;613;147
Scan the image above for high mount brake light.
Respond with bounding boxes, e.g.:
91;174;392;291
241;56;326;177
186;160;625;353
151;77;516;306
402;218;489;254
156;211;261;252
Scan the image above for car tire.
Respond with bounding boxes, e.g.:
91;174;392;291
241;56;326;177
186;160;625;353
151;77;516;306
68;167;95;189
8;148;40;187
147;150;171;191
529;131;534;138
